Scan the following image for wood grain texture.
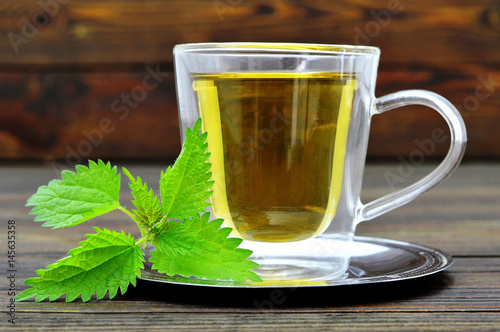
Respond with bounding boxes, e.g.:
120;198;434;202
0;65;181;160
0;0;498;160
1;163;499;331
6;311;500;331
4;164;500;257
0;0;498;64
0;64;498;160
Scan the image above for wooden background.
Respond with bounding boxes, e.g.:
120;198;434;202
0;0;498;162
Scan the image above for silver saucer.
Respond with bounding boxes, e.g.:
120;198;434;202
140;236;453;288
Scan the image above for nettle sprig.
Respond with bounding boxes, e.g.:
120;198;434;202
16;118;261;302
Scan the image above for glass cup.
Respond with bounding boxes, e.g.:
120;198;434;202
173;43;466;283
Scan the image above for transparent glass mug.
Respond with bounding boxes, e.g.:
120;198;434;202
174;43;466;283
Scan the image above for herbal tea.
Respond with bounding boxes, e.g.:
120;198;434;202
193;72;356;242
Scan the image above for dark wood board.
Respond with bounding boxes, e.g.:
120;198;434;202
1;163;499;330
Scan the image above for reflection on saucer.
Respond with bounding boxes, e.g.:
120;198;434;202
141;236;452;288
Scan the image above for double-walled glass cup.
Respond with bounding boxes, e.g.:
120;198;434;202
174;43;466;283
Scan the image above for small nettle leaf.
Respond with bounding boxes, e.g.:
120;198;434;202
183;212;230;243
26;160;121;229
150;213;262;282
152;213;222;257
160;118;214;220
152;221;207;257
123;167;164;228
15;228;144;302
149;243;261;283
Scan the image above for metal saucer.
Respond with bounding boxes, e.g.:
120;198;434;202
140;236;453;288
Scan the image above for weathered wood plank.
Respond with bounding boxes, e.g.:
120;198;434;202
0;0;498;64
358;163;500;255
8;257;500;310
2;164;499;258
0;65;180;160
371;63;500;158
6;311;500;331
2;163;499;330
0;63;498;160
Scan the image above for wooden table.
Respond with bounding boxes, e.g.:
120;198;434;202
2;162;499;331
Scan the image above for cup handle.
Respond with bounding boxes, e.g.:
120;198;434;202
358;90;467;222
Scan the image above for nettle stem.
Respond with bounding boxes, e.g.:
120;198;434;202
118;205;148;240
135;236;148;246
118;206;136;220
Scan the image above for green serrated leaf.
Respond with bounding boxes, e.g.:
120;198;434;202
123;167;164;228
149;213;261;282
15;227;144;302
149;245;261;283
26;160;121;229
152;213;221;257
160;118;214;220
153;221;206;257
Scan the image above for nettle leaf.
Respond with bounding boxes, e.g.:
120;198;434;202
123;168;164;228
26;160;121;229
152;221;207;257
160;118;214;220
150;213;262;282
18;118;262;303
16;228;144;302
152;213;221;257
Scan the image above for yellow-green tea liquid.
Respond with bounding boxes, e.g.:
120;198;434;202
193;72;356;242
